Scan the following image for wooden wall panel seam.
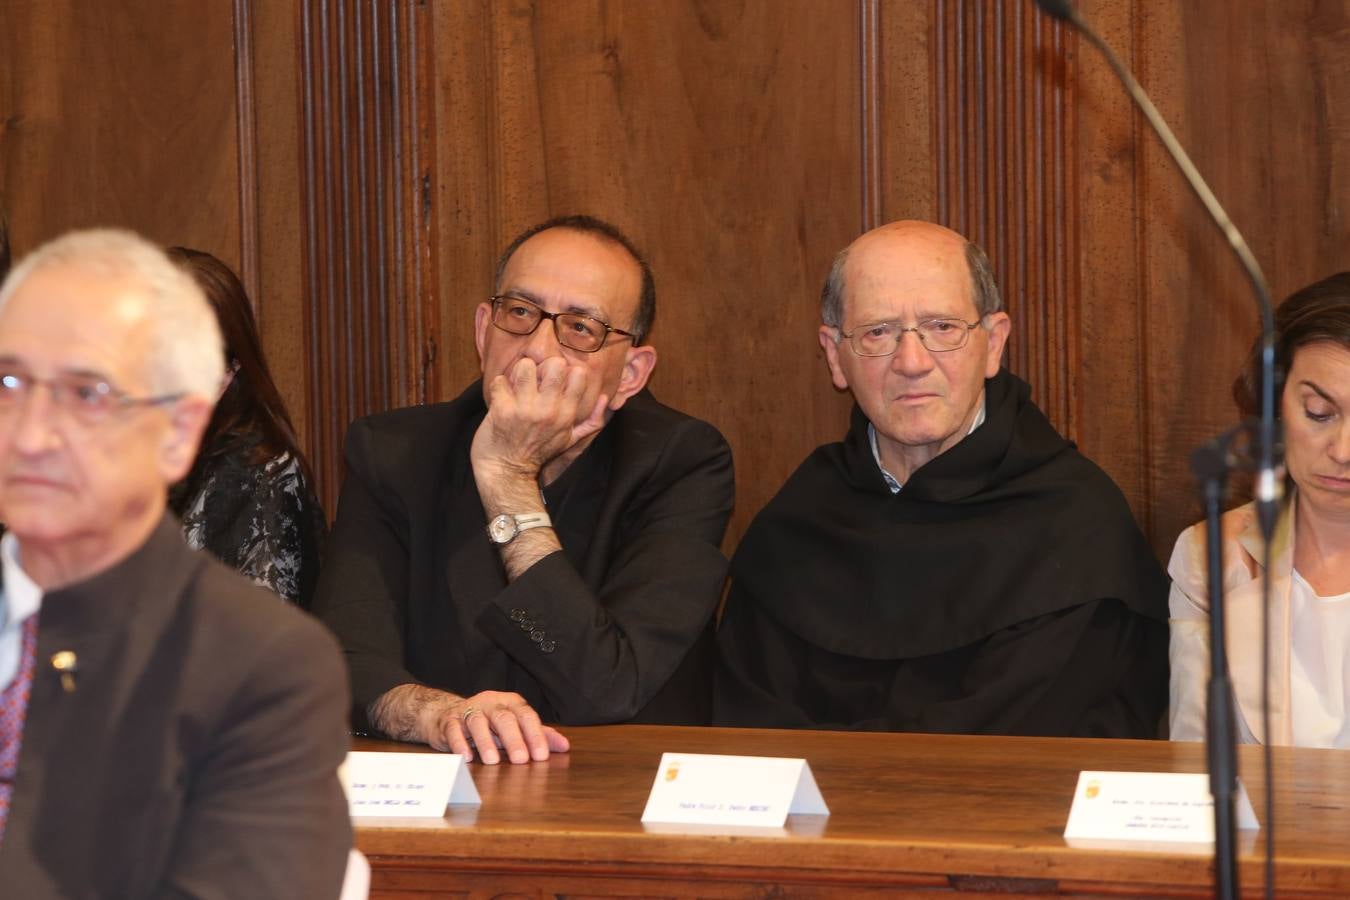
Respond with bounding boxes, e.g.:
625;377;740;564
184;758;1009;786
1128;0;1157;533
405;0;440;407
298;0;326;500
232;0;261;309
932;0;949;225
860;0;882;234
382;4;397;401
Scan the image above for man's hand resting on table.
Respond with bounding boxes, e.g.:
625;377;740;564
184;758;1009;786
369;684;570;764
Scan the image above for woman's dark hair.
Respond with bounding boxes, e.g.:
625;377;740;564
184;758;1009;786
1233;272;1350;418
165;247;315;497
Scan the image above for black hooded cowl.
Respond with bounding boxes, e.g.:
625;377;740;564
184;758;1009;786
714;370;1169;737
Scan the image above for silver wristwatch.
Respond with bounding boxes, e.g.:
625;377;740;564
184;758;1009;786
486;511;552;545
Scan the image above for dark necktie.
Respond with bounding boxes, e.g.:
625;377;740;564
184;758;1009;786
0;615;40;845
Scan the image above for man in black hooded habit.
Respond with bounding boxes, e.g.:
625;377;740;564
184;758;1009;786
713;220;1168;737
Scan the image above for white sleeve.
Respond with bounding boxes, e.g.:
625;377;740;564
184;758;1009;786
1166;526;1259;744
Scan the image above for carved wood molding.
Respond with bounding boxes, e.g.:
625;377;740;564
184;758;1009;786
233;0;260;308
297;0;439;509
932;0;1079;438
860;0;883;233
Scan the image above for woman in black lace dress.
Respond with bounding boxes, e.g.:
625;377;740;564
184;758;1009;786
167;247;326;607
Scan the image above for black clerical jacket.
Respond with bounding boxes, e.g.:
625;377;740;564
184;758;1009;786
714;370;1169;738
314;383;734;728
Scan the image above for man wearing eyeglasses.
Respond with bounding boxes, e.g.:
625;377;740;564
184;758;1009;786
714;220;1168;738
314;215;734;763
0;230;351;896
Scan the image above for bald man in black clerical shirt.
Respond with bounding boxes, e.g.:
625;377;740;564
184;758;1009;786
714;220;1169;738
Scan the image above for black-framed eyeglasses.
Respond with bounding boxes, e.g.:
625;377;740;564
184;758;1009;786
837;317;983;356
0;369;184;427
489;295;636;353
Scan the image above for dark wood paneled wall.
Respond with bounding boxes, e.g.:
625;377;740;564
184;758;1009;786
2;0;1347;560
296;0;441;510
429;0;862;548
0;2;241;266
931;0;1078;437
1129;1;1350;545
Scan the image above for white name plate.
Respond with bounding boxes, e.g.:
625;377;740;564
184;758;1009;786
1063;771;1258;843
342;751;481;818
640;752;829;828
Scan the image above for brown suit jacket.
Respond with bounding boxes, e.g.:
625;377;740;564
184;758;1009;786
0;515;352;898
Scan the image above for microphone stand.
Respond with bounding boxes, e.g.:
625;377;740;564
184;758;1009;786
1191;428;1250;898
1032;2;1281;898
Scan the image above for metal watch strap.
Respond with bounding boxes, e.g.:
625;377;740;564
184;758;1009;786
487;511;552;544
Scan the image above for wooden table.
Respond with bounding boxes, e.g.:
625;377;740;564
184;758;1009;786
354;726;1350;898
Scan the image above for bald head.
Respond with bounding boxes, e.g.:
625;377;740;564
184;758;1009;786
815;219;1012;483
858;219;967;251
820;220;1002;329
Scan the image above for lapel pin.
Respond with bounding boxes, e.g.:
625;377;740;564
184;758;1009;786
50;650;77;693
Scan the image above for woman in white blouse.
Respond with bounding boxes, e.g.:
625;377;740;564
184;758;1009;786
1170;272;1350;747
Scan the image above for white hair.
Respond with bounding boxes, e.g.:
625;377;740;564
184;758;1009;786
0;228;225;398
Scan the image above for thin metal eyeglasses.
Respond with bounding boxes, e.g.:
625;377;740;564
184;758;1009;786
489;295;636;353
837;317;984;356
0;369;184;427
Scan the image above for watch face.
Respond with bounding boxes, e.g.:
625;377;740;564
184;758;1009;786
487;514;517;544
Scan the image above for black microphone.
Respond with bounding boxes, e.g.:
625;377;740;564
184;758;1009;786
1032;3;1279;900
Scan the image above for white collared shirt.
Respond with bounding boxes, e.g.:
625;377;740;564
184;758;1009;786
0;533;44;690
869;400;987;493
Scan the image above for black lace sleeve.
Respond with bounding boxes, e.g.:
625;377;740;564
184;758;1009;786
176;449;327;607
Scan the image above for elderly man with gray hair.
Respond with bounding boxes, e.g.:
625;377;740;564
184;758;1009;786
714;220;1170;738
0;230;351;897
